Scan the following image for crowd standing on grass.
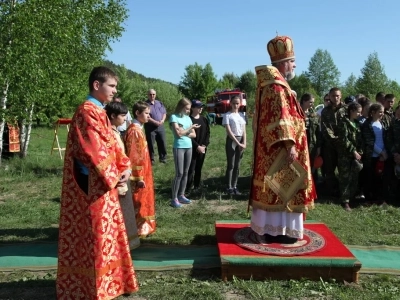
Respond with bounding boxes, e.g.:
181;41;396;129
314;89;400;211
56;56;400;298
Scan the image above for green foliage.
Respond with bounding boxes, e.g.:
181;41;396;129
236;71;256;94
178;62;218;101
218;72;240;90
355;52;390;99
341;73;358;99
305;49;341;97
289;73;321;104
387;80;400;99
105;60;183;112
0;0;128;125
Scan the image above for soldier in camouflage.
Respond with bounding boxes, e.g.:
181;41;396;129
336;102;363;211
320;87;347;198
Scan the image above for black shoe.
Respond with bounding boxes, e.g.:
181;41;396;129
159;159;166;164
276;235;298;244
233;188;241;195
263;233;279;243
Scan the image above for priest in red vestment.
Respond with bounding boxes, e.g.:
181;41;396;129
250;35;316;244
56;66;139;299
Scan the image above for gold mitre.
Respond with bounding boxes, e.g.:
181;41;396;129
267;35;295;63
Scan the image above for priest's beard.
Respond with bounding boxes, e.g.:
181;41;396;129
286;71;295;81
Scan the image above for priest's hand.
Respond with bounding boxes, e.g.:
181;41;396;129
118;169;131;186
286;146;298;164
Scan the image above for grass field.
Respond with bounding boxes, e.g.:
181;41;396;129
1;124;400;299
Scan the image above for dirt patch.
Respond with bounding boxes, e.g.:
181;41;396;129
193;200;237;213
223;290;247;299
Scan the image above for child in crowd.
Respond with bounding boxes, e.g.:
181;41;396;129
186;100;210;192
222;96;246;195
337;102;363;211
361;103;388;205
169;98;200;208
124;101;156;237
105;101;140;249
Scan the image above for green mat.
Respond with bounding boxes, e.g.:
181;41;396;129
1;243;400;275
0;243;220;272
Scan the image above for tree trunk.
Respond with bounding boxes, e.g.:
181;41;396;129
19;103;34;158
0;82;9;165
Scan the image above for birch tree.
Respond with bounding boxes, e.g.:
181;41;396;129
0;0;128;161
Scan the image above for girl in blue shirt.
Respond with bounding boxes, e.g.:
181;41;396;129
169;98;201;208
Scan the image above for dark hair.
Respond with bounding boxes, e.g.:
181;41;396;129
375;92;385;100
132;101;150;118
88;66;118;92
323;93;330;101
368;103;383;119
329;87;341;94
344;95;356;104
300;93;313;104
359;98;371;108
105;101;128;120
384;93;395;101
347;102;361;117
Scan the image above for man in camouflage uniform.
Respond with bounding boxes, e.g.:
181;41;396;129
336;102;363;210
320;87;346;198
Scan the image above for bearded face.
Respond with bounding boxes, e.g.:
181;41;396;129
286;70;296;81
284;59;296;81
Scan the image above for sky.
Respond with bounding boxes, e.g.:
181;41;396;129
106;0;399;86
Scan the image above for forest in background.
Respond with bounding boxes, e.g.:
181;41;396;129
1;1;399;162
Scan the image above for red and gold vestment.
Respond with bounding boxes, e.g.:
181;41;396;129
56;101;138;300
125;123;156;237
250;66;316;213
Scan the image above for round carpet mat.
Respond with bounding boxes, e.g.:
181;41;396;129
233;227;325;256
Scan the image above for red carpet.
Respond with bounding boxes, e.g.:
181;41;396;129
216;220;362;282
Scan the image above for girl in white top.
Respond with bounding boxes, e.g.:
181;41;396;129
222;96;246;195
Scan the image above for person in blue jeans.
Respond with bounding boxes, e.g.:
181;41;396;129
169;98;201;208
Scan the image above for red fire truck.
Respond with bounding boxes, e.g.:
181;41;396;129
206;88;247;125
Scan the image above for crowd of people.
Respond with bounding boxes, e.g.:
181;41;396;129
55;33;398;299
303;88;399;211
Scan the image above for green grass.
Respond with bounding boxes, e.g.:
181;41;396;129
1;124;400;299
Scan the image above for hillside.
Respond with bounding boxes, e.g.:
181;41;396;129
103;60;176;86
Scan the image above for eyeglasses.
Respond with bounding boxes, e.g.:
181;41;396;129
149;94;155;96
